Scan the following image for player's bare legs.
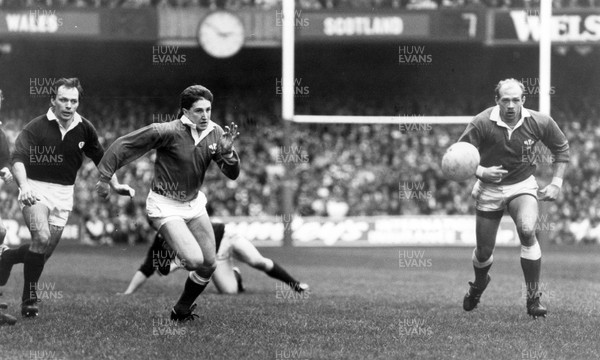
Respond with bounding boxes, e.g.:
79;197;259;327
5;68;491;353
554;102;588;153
231;235;308;293
0;214;15;325
159;214;216;320
186;215;217;275
473;211;501;286
44;226;65;262
507;195;546;318
20;204;51;317
0;225;63;296
464;210;502;311
212;257;238;295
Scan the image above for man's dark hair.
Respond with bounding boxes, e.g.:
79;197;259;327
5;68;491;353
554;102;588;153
178;85;213;118
51;78;83;100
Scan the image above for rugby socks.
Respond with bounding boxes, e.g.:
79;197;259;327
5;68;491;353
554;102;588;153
266;262;301;290
521;242;542;299
472;249;493;289
0;245;30;286
22;250;45;302
2;244;29;264
174;271;210;312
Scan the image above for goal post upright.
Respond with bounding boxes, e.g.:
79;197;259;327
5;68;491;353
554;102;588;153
281;0;295;247
539;0;552;115
282;0;294;122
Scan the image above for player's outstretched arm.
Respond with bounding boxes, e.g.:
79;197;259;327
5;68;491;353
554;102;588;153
96;124;165;199
538;162;567;201
0;167;12;184
117;271;149;296
12;162;39;206
0;130;11;183
215;122;240;180
11;129;40;205
475;165;508;183
95;175;136;200
538;117;569;202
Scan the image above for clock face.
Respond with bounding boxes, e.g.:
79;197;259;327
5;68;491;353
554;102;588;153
198;11;245;58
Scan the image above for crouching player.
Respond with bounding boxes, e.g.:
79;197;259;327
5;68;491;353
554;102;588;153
459;78;569;318
119;221;309;295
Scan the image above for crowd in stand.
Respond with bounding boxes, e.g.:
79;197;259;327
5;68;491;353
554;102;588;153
0;91;599;244
1;0;598;9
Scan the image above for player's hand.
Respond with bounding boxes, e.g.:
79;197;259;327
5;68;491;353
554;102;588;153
537;184;560;201
95;180;111;200
218;122;239;156
0;167;12;183
18;184;40;206
480;165;508;183
111;183;136;198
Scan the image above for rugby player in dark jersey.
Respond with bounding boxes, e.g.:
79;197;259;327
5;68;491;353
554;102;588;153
0;78;134;319
96;85;240;322
0;89;13;248
0;88;17;326
459;79;569;318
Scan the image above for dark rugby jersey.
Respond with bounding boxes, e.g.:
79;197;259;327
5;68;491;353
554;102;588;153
98;118;239;202
12;110;104;185
0;129;10;169
458;106;569;185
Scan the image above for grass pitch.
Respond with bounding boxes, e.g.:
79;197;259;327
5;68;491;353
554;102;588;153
0;243;598;359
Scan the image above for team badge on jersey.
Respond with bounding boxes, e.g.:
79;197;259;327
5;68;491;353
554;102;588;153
78;141;85;149
209;143;217;154
523;139;534;153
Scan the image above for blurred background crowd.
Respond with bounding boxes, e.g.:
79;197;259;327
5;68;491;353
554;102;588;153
0;13;598;245
1;0;599;9
0;91;598;245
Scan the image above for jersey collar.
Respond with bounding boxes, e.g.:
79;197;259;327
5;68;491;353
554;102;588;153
47;108;82;140
180;115;216;144
489;105;531;129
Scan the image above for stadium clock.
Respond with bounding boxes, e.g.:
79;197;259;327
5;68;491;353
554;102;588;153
198;11;245;58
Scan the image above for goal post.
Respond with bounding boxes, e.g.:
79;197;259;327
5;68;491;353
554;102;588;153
279;1;552;246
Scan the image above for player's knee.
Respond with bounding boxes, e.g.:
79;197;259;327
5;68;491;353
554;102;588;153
249;257;270;271
201;260;217;274
517;225;536;243
199;253;217;271
475;246;494;262
184;257;204;270
31;229;51;246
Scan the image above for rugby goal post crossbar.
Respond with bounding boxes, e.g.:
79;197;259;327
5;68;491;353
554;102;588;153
291;115;473;124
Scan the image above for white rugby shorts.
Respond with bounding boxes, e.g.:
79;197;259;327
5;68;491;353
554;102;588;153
146;190;208;230
471;175;538;212
19;179;74;227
